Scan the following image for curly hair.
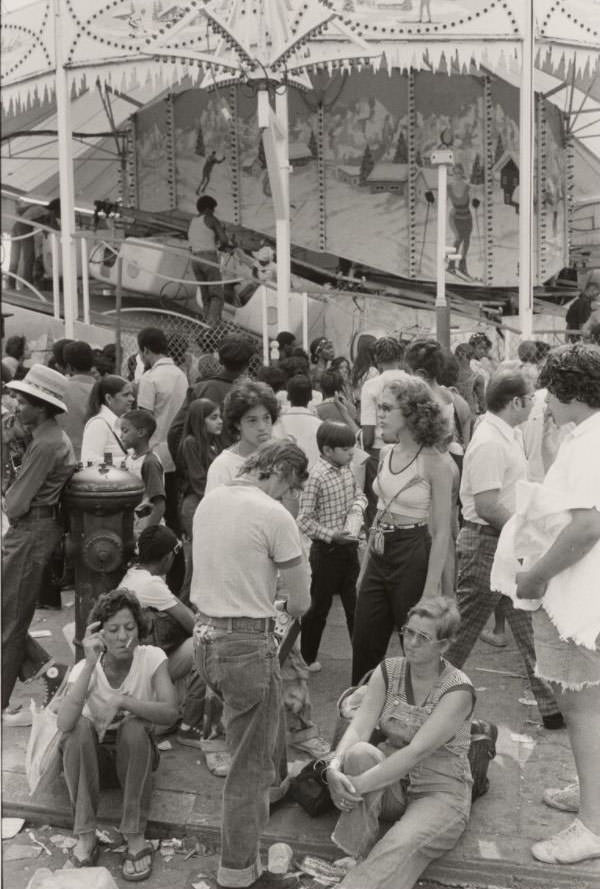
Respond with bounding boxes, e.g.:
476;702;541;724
383;376;448;446
404;338;447;383
538;344;600;408
239;440;309;485
88;588;148;638
223;379;280;440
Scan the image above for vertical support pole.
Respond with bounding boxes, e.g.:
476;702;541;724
302;291;309;352
536;94;548;283
317;103;326;251
260;285;269;364
565;124;575;267
165;93;177;210
275;88;290;332
125;118;138;209
483;75;494;287
408;69;417;279
229;86;241;226
518;0;534;339
54;0;76;337
51;231;60;319
115;256;123;376
81;237;90;325
435;162;450;351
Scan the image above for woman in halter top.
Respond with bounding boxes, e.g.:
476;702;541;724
351;375;454;684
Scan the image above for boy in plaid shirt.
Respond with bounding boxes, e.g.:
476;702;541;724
297;421;367;671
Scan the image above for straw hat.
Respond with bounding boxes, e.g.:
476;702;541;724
7;364;68;412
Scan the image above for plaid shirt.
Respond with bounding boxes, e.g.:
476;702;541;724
297;456;367;543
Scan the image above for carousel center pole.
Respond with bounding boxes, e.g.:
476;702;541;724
54;0;77;338
518;0;535;340
431;145;454;351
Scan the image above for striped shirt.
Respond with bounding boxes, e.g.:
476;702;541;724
297;456;367;543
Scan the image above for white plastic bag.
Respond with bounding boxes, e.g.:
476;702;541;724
25;700;63;795
26;867;119;889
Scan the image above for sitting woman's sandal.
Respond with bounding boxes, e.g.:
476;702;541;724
122;845;154;882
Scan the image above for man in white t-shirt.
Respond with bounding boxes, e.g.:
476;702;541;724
191;441;310;889
359;336;406;529
272;375;322;470
445;369;563;729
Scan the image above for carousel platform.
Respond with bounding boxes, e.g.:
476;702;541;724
3;595;599;889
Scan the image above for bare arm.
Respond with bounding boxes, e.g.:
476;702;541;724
422;454;453;598
165;600;196;635
117;660;179;725
517;507;600;599
276;556;310;617
473;489;510;531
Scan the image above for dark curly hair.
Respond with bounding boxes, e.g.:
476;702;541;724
538;344;600;408
404;338;447;383
88;588;148;638
223;379;280;440
383;376;448;446
239;440;309;485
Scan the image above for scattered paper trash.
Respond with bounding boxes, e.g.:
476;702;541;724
157;739;173;751
2;817;25;839
268;842;294;874
49;834;77;850
30;630;52;639
510;732;536;745
299;856;347;883
518;697;537;706
25;866;119;888
192;882;212;889
4;843;42;861
62;622;76;658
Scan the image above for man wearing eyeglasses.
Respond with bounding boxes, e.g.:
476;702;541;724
190;441;310;889
444;369;563;730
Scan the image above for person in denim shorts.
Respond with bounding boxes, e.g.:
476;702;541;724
516;344;600;866
191;441;310;889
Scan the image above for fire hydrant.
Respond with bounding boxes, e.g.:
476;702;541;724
64;458;144;661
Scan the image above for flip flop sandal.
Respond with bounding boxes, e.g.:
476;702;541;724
71;841;100;868
122;845;154;882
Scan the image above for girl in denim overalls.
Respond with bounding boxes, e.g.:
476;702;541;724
328;597;474;889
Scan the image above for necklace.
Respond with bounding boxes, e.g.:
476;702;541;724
389;444;423;476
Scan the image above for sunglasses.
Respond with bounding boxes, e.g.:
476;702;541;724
399;626;444;646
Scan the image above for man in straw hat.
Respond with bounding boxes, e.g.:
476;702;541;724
2;364;75;726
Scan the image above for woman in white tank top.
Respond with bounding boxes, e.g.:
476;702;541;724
352;375;454;684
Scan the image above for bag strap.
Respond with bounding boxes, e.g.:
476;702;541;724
97;416;127;454
375;446;424;523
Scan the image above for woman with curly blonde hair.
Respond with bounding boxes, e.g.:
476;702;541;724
352;374;454;683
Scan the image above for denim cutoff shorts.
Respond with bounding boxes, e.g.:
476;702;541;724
533;606;600;691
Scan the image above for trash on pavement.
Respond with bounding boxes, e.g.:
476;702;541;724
25;866;119;888
30;630;52;638
298;856;348;883
157;739;173;751
49;834;77;851
268;842;294;874
2;817;24;839
4;843;43;861
191;881;212;889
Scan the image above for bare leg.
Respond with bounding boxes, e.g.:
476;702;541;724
556;683;600;833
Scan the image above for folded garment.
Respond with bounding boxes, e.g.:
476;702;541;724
491;480;600;649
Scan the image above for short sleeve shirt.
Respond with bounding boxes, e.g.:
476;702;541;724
190;483;302;617
205;448;245;493
120;565;178;611
137;358;188;473
460;412;527;524
543;411;600;511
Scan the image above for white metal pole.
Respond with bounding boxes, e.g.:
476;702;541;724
435;162;451;349
275;88;291;332
81;237;90;324
302;291;308;351
518;0;535;339
51;232;60;319
260;286;269;364
54;0;77;337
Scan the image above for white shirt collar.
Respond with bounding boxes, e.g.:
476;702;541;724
98;404;119;427
484;411;518;442
567;410;600;439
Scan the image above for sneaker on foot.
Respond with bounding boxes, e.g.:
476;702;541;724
543;783;580;813
2;706;32;727
306;661;322;673
480;630;507;648
531;818;600;864
290;735;331;759
41;663;69;706
177;725;204;749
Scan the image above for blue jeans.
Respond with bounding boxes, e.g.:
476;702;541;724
195;627;287;888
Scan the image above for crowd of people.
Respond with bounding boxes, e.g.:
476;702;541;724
1;320;599;888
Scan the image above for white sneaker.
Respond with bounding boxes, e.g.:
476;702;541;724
543;783;580;813
290;735;331;759
2;706;32;727
531;818;600;864
306;661;322;673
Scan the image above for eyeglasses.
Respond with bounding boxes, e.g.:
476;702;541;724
399;626;443;646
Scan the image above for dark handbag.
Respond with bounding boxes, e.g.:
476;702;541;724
289;759;335;817
468;718;498;801
143;608;189;654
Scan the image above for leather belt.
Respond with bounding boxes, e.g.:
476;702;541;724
196;613;275;634
377;521;428;531
463;520;499;538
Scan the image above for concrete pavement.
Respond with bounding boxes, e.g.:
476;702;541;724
3;594;600;889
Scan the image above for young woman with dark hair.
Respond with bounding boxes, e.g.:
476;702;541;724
81;375;134;465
